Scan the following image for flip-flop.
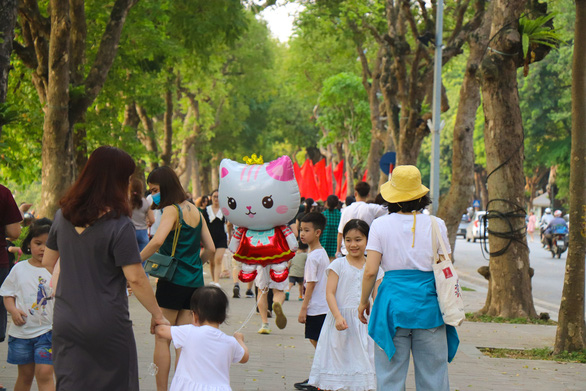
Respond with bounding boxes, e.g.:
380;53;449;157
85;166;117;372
272;302;287;329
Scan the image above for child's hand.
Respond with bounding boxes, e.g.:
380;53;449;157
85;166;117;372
233;332;244;342
10;309;27;326
298;308;307;324
335;316;348;331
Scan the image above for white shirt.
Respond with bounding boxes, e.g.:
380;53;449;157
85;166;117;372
304;248;330;316
0;261;54;339
366;213;451;272
170;324;244;391
337;201;387;254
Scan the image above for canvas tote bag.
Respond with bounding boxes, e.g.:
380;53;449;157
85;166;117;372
430;216;465;326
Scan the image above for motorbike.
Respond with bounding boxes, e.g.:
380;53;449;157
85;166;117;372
550;232;569;258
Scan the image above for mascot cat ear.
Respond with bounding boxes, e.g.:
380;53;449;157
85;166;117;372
221;167;229;178
266;156;295;182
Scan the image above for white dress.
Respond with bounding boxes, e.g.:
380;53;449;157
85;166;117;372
308;258;383;391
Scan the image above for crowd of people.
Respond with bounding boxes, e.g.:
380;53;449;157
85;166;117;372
1;146;461;391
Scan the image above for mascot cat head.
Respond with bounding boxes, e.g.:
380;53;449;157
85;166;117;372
218;156;300;230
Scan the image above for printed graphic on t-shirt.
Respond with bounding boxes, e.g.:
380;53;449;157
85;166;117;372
29;276;53;316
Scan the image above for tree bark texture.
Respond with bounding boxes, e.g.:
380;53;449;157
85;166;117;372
0;0;17;138
136;104;159;171
479;0;537;318
39;0;71;218
161;85;173;167
190;146;202;199
438;9;493;254
554;0;586;354
17;0;138;217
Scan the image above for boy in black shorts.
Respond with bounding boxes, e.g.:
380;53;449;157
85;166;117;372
296;212;329;390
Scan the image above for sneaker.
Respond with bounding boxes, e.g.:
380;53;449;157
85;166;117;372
209;282;221;288
246;289;254;298
233;284;240;298
258;323;271;334
272;302;287;329
285;291;290;301
267;311;272;318
298;296;304;301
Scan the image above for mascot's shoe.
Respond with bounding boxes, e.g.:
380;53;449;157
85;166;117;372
239;269;257;283
269;266;289;283
273;302;287;329
258;323;271;334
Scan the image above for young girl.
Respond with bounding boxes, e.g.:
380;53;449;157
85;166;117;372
308;219;383;391
0;218;55;391
155;286;249;391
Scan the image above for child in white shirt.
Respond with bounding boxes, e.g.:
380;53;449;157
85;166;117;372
155;286;249;391
0;218;55;391
296;212;330;390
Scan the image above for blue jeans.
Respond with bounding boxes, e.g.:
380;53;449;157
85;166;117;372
135;229;149;252
374;325;449;391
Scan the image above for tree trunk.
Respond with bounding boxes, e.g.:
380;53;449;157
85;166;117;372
554;0;586;354
39;0;71;218
161;85;173;167
190;145;201;199
211;153;220;191
479;0;537;318
343;140;354;197
136;104;159;171
438;10;492;254
0;0;17;139
474;166;489;210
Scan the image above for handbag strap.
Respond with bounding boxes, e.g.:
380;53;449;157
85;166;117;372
170;204;181;257
430;216;451;263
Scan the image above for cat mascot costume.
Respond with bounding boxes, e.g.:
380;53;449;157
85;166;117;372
219;155;300;285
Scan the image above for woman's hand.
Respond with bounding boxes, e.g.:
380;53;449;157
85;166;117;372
335;316;348;331
358;301;371;324
150;314;170;334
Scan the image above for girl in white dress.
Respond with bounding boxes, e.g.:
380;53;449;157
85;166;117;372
309;219;383;391
155;286;249;391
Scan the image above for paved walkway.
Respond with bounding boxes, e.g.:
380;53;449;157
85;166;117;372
1;264;585;390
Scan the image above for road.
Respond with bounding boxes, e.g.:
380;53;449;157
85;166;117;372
452;235;582;320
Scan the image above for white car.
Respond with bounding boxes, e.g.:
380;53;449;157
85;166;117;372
466;211;487;242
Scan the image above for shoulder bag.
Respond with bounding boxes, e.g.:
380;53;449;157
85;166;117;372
430;216;465;327
144;205;181;281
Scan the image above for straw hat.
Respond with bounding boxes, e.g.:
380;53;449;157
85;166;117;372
381;165;429;203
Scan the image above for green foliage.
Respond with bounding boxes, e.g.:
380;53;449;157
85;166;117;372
480;347;586;363
466;313;557;325
519;13;565;59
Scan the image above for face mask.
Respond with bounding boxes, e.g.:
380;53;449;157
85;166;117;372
152;192;161;205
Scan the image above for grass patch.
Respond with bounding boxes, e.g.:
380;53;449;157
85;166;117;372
465;312;557;325
479;347;586;363
461;286;475;292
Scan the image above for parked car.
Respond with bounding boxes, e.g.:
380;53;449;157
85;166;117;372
457;214;471;238
466;211;487;242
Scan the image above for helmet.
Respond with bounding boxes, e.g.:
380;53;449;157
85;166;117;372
554;210;562;217
545;208;552;214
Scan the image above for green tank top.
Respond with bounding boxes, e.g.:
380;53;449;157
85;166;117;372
159;204;204;287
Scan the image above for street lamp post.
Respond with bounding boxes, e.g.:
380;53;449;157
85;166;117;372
430;0;444;215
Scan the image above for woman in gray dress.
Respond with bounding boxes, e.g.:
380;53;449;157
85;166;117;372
43;146;169;390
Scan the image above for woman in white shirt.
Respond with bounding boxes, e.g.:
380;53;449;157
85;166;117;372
358;165;459;391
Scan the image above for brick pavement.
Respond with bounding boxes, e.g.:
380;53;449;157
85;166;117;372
1;264;585;390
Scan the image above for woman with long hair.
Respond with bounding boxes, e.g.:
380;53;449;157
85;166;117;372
42;146;169;390
129;177;154;252
140;166;215;391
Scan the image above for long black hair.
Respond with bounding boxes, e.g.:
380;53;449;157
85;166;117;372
386;195;432;214
21;218;53;254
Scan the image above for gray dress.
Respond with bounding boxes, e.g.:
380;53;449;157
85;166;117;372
46;210;142;390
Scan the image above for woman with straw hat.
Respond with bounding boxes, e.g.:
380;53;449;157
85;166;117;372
358;165;459;391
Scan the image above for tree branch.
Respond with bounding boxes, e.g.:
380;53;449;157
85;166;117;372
12;41;38;69
71;0;138;125
18;0;50;38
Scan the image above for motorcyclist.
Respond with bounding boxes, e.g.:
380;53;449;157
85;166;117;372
539;208;554;246
544;210;569;249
